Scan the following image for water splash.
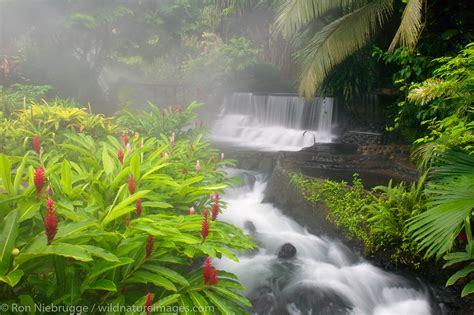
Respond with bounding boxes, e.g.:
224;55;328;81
215;169;435;314
211;93;335;151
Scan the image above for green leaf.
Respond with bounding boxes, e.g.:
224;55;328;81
461;280;474;297
188;291;213;315
142;264;189;286
60;160;73;196
82;245;120;262
130;154;140;180
0;154;13;195
446;263;474;286
13;152;29;195
87;279;117;292
82;258;133;290
203;290;236;314
212;286;252;307
143;201;173;209
155;293;181;307
102;190;150;225
16;243;93;265
0;210;19;275
0;269;24;287
102;146;114;175
126;271;177;291
18;202;40;222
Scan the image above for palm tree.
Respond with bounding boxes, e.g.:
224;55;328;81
276;0;426;97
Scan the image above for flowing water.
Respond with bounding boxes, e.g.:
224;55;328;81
211;93;335;151
214;169;438;315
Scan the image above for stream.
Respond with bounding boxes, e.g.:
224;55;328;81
214;169;439;314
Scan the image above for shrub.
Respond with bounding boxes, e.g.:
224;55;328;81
0;101;255;313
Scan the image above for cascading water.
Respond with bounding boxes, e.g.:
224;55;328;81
215;168;439;315
211;93;335;151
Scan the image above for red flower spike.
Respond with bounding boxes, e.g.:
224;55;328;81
145;292;153;315
211;201;219;221
146;234;154;258
34;167;45;200
117;149;124;164
210;267;218;285
203;209;209;218
215;192;219;201
44;198;58;245
203;257;212;284
136;198;142;217
122;134;129;146
128;176;135;195
201;218;209;240
32;135;41;157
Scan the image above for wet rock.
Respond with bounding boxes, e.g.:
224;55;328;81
249;286;276;314
278;243;297;259
244;220;257;234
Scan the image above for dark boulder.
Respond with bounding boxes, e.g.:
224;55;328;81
278;243;297;259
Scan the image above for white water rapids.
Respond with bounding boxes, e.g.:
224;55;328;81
214;169;436;315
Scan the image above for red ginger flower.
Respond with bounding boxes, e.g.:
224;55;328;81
45;198;58;245
210;267;218;285
34;167;45;200
122;134;129;146
32;135;41;157
146;234;154;258
145;292;153;315
215;192;219;200
203;257;218;285
128;176;135;194
201;213;209;240
211;201;219;221
117;149;124;164
136;198;142;217
203;257;212;284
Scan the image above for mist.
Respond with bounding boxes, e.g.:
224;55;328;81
0;0;293;116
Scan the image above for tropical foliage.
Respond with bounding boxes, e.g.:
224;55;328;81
276;0;426;97
0;101;255;313
290;173;425;267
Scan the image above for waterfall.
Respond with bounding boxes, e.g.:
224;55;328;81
211;93;335;151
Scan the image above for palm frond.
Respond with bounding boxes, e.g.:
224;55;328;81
275;0;362;36
389;0;424;52
296;0;393;97
430;149;474;182
407;150;474;259
406;175;474;259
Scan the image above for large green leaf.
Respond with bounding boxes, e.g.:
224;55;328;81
60;159;73;196
125;271;177;291
102;146;115;175
87;279;117;292
188;291;213;315
142;264;189;286
15;243;93;265
13;152;29;195
102;190;150;225
0;209;19;275
0;269;24;287
0;154;13;195
461;280;474;297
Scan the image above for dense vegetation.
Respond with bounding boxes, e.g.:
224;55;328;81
292;43;474;297
0;100;255;313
